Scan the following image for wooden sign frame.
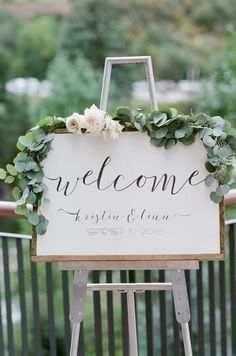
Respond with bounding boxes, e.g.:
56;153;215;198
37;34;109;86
31;130;225;262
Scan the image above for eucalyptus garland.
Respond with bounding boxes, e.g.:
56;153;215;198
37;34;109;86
0;105;235;235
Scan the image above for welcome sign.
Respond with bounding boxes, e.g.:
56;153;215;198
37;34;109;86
32;131;224;261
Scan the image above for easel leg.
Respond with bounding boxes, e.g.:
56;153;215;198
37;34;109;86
181;323;192;356
69;271;88;356
171;270;193;356
127;290;139;356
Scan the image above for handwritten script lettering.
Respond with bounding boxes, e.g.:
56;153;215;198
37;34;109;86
46;156;205;197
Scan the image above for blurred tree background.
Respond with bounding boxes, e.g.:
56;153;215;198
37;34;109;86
0;1;236;354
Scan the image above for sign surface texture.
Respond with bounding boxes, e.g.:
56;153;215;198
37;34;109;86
33;132;224;261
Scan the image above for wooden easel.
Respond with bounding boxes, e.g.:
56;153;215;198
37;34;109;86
59;57;196;355
59;260;198;356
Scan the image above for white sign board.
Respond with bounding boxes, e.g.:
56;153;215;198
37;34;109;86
32;132;224;261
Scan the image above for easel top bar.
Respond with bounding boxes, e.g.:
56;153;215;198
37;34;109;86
105;56;152;64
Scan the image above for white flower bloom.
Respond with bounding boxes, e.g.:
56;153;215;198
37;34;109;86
102;116;123;141
84;104;105;136
66;113;85;135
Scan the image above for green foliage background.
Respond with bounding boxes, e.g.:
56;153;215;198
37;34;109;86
0;1;236;354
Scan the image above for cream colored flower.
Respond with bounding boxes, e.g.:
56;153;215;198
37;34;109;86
102;116;123;141
84;104;105;136
66;113;85;135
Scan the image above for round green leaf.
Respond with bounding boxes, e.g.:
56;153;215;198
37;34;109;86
175;127;186;139
18;135;33;148
27;191;37;204
212;116;225;129
210;191;222;204
205;174;214;187
213;127;223;137
15;204;29;217
37;116;54;127
155;127;168;138
0;168;7;180
205;162;215;173
216;184;230;196
4;176;15;184
6;164;17;176
164;138;176;149
12;186;21;200
36;217;49;235
203;135;215;147
28;213;40;226
15;161;26;173
227;127;236;137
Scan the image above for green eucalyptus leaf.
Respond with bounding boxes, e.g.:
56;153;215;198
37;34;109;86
33;185;43;193
27;191;37;204
202;135;215;147
227;127;236;137
213;127;223;137
210;191;222;204
6;164;17;176
31;143;45;152
36;216;49;235
216;184;230;196
205;174;215;187
16;187;29;205
213;145;219;155
221;173;232;184
27;170;43;182
32;128;46;142
164;138;176;149
0;168;7;180
15;161;26;173
175;127;186;139
15;204;29;217
212;116;225;129
43;133;54;143
180;136;195;145
4;176;15;184
195;113;208;125
134;122;142;131
28;212;40;226
19;178;29;190
14;152;28;162
37;116;54;127
16;140;25;151
116;106;131;117
12;186;21;200
25;161;37;171
18;135;33;148
205;162;215;173
220;132;227;140
154;127;168;138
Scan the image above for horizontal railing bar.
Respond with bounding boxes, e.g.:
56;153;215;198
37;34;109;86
224;189;236;206
0;201;32;218
225;218;236;225
0;232;31;240
86;282;172;292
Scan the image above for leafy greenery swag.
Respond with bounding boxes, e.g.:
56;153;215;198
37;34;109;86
0;106;236;235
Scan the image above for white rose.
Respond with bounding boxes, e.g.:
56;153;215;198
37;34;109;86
84;104;105;136
102;116;123;141
66;113;85;135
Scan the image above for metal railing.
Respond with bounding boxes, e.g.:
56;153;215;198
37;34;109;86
0;191;236;355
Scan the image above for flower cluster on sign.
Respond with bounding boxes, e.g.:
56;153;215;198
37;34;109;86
66;104;123;140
